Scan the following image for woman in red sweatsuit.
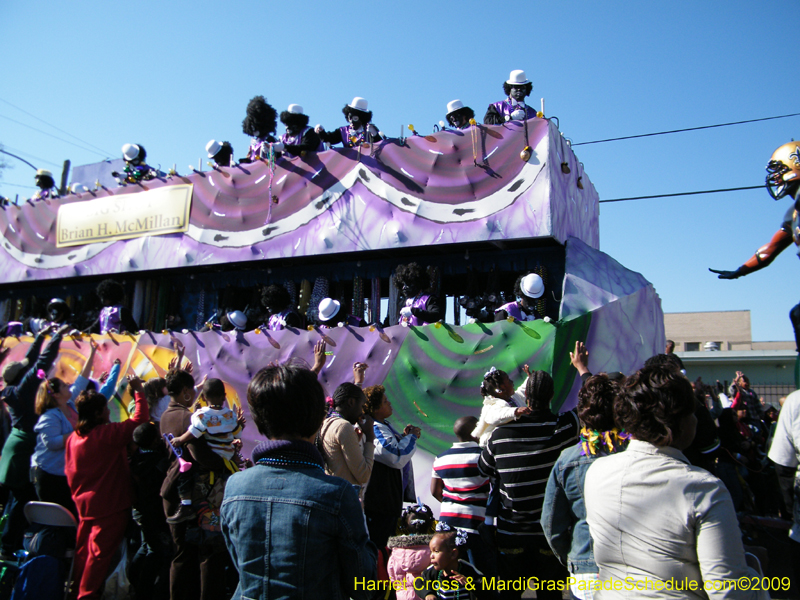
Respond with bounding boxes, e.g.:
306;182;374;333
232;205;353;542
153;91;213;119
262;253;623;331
65;376;149;599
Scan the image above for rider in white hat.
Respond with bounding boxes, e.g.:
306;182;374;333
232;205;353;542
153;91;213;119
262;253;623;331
32;169;59;201
317;298;365;328
273;104;324;158
494;272;546;321
111;144;157;184
316;97;383;148
484;70;538;125
445;100;476;130
206;140;235;168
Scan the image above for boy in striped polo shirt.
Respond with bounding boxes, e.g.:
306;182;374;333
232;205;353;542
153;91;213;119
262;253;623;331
431;416;494;577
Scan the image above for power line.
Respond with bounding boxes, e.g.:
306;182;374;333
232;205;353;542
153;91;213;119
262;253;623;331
0;114;110;158
0;97;114;157
573;113;800;146
0;146;60;169
600;185;762;203
0;183;37;190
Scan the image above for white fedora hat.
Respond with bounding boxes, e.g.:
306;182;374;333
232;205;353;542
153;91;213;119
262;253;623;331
520;273;544;299
446;100;465;115
122;143;141;161
227;310;248;331
318;298;341;321
206;140;222;158
348;97;369;111
506;70;530;85
287;104;305;115
35;169;53;179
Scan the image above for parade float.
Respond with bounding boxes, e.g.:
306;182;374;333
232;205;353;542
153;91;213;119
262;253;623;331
0;117;665;464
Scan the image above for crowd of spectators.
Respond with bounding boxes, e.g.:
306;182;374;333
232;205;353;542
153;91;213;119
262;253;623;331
0;319;797;599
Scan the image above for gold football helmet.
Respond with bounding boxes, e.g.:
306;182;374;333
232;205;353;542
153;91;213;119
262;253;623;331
766;141;800;199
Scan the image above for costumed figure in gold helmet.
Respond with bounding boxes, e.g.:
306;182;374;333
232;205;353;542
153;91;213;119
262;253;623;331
710;141;800;351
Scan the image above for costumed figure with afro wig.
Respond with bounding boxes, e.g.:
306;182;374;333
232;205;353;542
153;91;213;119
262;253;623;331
240;95;278;163
445;100;476;131
394;262;442;326
111;144;158;185
711;140;800;358
87;279;138;334
272;104;324;158
315;97;384;148
494;272;546;322
483;70;538;125
32;169;59;202
260;284;302;331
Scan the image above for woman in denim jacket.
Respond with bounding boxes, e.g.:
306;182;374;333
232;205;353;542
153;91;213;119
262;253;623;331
542;373;628;600
221;363;377;600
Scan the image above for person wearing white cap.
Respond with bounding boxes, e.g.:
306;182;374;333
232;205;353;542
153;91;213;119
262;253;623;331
445;100;476;130
32;169;59;202
316;97;383;148
494;272;546;322
317;298;365;328
110;143;157;184
484;70;538;125
273;104;324;158
206;140;234;168
226;310;248;332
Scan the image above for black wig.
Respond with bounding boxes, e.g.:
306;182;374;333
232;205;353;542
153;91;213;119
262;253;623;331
242;96;278;138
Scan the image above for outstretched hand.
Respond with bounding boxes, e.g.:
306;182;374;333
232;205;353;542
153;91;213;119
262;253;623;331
709;268;742;280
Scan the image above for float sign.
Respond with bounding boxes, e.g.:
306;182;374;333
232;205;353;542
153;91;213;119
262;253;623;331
56;184;192;247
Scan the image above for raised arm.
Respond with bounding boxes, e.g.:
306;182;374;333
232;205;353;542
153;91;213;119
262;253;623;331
710;227;793;279
98;359;122;400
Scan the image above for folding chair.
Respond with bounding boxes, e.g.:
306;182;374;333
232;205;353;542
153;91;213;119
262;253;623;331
22;502;77;600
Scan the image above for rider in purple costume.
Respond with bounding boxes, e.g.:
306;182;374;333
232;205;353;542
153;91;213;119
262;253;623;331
261;284;302;331
316;97;383;148
88;279;138;334
241;95;278;163
483;70;538;125
32;169;59;202
273;105;324;158
394;263;442;326
494;273;545;322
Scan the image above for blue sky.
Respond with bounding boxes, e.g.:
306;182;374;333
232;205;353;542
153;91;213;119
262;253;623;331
1;0;798;342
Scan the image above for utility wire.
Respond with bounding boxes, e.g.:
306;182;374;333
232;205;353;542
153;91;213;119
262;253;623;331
573;113;800;146
600;185;762;203
0;183;37;190
0;97;114;157
0;146;60;169
0;114;109;158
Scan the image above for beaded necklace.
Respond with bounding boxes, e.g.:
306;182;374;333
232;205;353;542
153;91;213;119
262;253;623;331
256;456;324;471
437;568;462;600
579;427;631;457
